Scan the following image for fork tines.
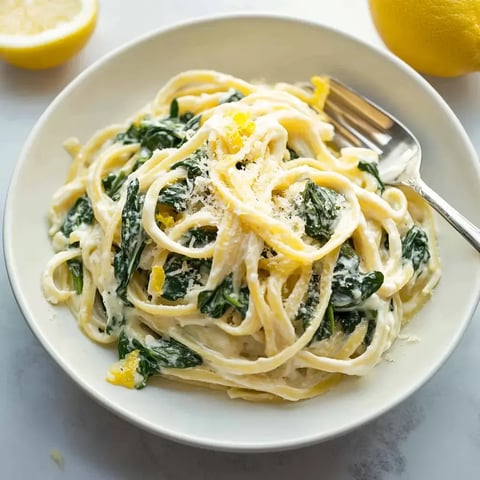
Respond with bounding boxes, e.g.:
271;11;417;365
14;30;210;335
325;79;394;153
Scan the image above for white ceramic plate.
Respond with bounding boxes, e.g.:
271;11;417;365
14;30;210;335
4;14;480;452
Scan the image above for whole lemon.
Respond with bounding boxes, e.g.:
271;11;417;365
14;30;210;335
369;0;480;77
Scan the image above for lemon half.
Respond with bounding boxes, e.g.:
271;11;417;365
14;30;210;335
369;0;480;77
0;0;97;70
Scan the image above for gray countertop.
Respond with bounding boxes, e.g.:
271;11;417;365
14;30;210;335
1;1;480;478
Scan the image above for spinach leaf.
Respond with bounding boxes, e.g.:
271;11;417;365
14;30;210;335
313;303;335;341
402;225;430;272
223;282;250;319
169;98;198;125
198;274;250;319
160;228;216;301
118;331;202;389
162;254;211;301
296;270;321;329
115;121;182;155
131;154;149;172
115;123;144;145
364;319;376;346
330;243;384;309
169;98;179;118
171;147;208;179
336;309;364;334
220;89;245;104
235;161;247;170
383;233;390;251
336;309;377;345
67;258;83;295
261;246;278;259
336;309;377;336
116;99;200;158
287;146;299;160
102;171;127;200
295;264;377;342
106;315;125;335
107;99;203;203
114;179;146;303
158;147;209;211
181;227;217;248
295;270;334;341
117;330;131;358
171;158;205;178
61;195;94;238
157;180;190;212
140;121;186;152
93;292;124;335
358;160;385;193
184;114;201;131
299;180;342;244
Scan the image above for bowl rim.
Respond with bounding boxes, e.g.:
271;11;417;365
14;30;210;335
4;12;480;452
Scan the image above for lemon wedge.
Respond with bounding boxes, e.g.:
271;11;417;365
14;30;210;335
0;0;98;70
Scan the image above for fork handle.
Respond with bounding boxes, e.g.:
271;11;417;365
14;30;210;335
407;178;480;253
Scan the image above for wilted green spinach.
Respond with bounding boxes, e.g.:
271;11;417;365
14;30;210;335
220;89;245;104
61;195;94;238
114;179;146;303
198;274;250;319
115;98;200;159
299;180;342;244
161;228;216;301
118;330;202;389
402;225;430;272
297;243;383;345
330;243;384;309
67;258;83;295
358;160;385;194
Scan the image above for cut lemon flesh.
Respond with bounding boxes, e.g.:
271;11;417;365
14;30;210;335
0;0;97;69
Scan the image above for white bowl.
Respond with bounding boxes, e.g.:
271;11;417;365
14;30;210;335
4;14;480;452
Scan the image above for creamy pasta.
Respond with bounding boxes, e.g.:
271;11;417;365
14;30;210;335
42;70;440;401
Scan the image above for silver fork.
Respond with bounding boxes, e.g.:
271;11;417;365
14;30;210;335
323;78;480;253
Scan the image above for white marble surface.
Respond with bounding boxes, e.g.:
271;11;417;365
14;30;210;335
1;1;480;478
